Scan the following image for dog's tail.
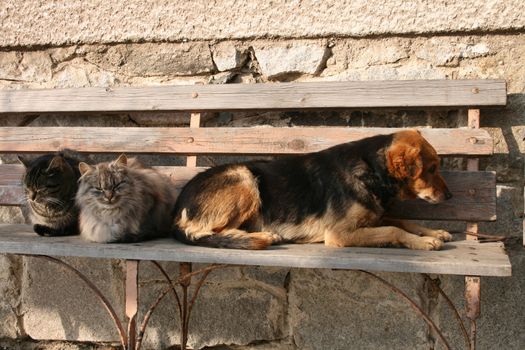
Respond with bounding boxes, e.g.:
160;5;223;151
173;226;274;250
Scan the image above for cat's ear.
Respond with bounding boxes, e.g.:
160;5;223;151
78;162;94;176
115;154;128;166
17;155;30;168
46;156;66;172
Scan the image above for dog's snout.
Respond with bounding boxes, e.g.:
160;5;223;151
444;188;452;200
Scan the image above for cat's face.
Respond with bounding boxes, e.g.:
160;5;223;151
78;154;134;209
19;155;78;210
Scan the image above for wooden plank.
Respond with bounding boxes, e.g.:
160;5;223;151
0;224;511;276
0;127;493;155
0;165;496;221
0;80;506;113
386;170;496;221
0;165;204;187
0;164;24;185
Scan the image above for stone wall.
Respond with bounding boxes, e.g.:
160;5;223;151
0;2;524;349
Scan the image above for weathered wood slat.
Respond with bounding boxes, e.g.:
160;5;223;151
387;171;496;221
0;224;511;276
0;80;506;113
0;164;23;185
1;165;496;221
0;127;493;155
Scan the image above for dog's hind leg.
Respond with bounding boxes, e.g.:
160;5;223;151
173;165;276;249
325;226;444;250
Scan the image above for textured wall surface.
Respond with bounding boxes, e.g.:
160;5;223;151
0;1;524;349
1;1;525;47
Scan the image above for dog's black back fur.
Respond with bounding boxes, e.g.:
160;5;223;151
246;133;398;225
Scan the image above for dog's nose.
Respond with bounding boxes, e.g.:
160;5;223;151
445;189;453;200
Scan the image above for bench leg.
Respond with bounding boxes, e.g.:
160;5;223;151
179;262;192;350
465;276;481;350
125;260;139;350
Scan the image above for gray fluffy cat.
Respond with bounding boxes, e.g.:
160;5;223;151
76;154;176;243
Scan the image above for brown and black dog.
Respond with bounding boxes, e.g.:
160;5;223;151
172;130;453;250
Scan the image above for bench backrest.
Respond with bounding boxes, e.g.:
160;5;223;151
0;80;507;224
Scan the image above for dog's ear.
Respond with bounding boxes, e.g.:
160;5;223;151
387;143;423;180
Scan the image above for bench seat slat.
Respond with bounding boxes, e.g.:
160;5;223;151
0;80;506;113
0;127;493;155
0;165;496;221
0;224;511;277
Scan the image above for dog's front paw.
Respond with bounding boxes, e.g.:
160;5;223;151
431;229;452;242
412;237;443;251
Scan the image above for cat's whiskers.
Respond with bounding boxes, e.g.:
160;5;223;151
42;197;66;207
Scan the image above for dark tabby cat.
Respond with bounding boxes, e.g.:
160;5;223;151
76;154;176;243
19;151;81;236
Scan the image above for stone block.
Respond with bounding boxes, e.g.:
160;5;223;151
19;52;52;83
138;264;287;349
0;52;22;80
21;257;124;343
52;59;115;88
0;207;25;224
253;41;328;79
52;64;90;88
84;43;214;77
414;39;491;67
2;1;525;47
288;268;430;349
0;254;23;338
479;185;523;237
212;42;248;72
123;42;214;76
49;46;77;64
330;39;409;70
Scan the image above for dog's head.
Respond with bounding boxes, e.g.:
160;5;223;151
386;130;452;204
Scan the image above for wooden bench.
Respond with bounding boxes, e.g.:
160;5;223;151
0;80;511;350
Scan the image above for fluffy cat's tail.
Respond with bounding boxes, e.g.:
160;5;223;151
172;227;274;250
